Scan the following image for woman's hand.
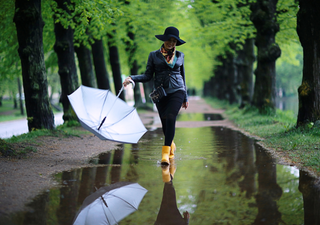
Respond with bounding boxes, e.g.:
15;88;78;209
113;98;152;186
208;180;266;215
123;77;133;87
182;102;188;109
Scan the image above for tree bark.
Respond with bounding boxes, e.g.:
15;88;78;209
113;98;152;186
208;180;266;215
298;171;320;224
250;0;281;113
107;31;125;101
125;28;144;107
213;55;229;101
236;38;255;108
254;145;283;224
91;38;111;90
75;44;96;87
296;0;320;126
17;76;24;115
53;0;79;122
225;52;238;105
13;0;54;131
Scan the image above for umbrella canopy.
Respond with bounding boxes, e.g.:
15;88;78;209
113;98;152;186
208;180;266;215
73;182;148;225
68;85;147;144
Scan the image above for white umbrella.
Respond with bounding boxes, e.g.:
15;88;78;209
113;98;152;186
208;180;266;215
73;182;148;225
67;85;147;144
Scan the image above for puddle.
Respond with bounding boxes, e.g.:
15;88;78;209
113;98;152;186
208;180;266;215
2;125;319;224
177;113;223;121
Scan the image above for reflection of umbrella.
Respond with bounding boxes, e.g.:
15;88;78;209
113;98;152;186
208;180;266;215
73;182;148;225
67;85;147;144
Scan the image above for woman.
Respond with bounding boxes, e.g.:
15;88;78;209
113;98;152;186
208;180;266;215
123;26;188;165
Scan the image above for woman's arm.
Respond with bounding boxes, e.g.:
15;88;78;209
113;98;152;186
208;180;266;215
123;52;155;87
180;57;189;109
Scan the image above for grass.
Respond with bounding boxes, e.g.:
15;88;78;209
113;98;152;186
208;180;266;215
205;97;320;175
0;99;61;122
0;100;26;122
0;120;89;158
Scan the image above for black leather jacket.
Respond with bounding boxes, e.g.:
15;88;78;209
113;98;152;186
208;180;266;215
130;49;188;102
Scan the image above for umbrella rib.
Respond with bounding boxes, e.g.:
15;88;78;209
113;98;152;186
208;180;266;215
101;196;119;225
98;86;125;129
98;91;110;130
103;108;136;129
108;193;139;210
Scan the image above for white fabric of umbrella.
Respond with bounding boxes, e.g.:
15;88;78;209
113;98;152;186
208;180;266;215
73;182;148;225
68;85;147;144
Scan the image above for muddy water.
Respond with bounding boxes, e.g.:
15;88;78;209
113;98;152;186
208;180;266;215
2;115;320;224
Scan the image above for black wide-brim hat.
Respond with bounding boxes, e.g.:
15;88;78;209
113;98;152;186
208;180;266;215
155;26;186;46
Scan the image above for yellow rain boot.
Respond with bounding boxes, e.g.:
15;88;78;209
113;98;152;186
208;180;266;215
161;146;170;165
169;141;176;159
162;165;171;183
169;159;176;179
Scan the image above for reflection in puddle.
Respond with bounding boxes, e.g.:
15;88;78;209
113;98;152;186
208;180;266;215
73;182;147;225
177;113;223;121
2;126;320;224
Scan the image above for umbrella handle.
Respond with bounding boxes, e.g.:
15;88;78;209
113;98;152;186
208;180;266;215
129;79;135;89
116;80;135;98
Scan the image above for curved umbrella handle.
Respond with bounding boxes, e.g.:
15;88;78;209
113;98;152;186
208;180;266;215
129;79;135;89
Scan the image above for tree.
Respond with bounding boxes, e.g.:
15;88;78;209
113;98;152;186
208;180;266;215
75;44;96;87
13;0;54;131
296;0;320;126
52;0;79;122
91;38;111;90
53;0;121;89
122;0;144;107
108;29;125;101
236;38;255;108
190;0;255;103
250;0;281;113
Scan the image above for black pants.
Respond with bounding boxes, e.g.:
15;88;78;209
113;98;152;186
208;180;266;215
154;182;188;225
156;90;185;146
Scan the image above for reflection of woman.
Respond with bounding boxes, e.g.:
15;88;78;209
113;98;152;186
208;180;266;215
123;27;188;165
154;162;190;225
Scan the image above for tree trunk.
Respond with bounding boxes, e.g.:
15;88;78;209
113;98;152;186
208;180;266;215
250;0;281;113
214;56;229;101
125;28;144;107
107;31;125;101
17;76;24;115
75;44;96;88
296;0;320;126
236;38;255;108
53;0;79;122
298;171;320;224
13;0;54;131
254;145;283;224
57;170;81;225
91;38;111;90
226;52;238;105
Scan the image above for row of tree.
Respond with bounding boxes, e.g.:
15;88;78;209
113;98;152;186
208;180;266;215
199;0;319;127
1;0;175;131
0;0;319;132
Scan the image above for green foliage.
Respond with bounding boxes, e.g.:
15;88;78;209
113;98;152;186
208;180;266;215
0;1;20;86
50;0;122;47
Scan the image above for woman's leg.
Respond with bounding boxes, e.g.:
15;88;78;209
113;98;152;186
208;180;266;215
156;91;185;146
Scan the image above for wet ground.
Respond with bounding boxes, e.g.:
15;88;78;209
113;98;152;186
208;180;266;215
1;112;319;225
